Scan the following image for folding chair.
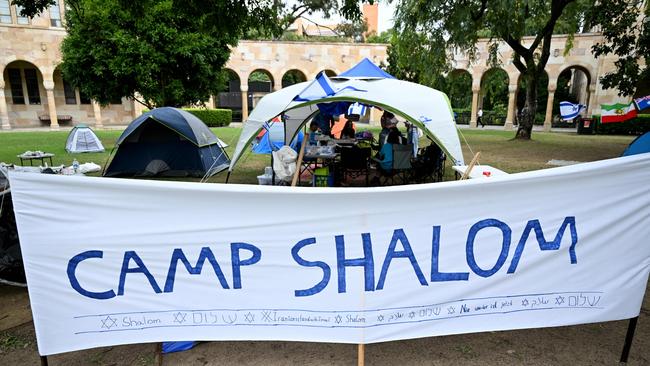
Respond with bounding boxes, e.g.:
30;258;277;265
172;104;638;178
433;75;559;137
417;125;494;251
373;144;413;185
339;145;372;186
411;143;446;183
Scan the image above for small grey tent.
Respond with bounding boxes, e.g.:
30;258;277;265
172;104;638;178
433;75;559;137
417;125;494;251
65;124;105;153
103;107;230;178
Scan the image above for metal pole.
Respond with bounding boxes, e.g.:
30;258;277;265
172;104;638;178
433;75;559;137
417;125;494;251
225;171;231;184
619;316;638;364
40;356;48;366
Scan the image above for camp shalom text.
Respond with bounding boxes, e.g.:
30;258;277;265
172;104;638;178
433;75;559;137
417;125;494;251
67;217;578;300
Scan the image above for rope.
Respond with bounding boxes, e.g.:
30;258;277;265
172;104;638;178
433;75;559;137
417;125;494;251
456;127;478;164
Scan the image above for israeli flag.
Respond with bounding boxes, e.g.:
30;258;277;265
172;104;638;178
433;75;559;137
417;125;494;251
347;102;368;117
294;71;366;102
560;101;586;121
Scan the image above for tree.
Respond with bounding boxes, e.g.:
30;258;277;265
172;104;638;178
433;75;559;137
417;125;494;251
11;0;278;108
335;19;368;41
394;0;590;139
588;0;649;97
11;0;373;107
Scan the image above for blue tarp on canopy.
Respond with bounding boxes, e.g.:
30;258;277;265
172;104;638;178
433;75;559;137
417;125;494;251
622;132;650;156
252;129;304;154
338;58;395;79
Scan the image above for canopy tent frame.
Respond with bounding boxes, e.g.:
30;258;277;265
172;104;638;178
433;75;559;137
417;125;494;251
229;95;461;174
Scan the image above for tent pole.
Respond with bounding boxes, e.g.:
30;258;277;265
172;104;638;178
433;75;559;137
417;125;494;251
357;344;365;366
40;356;48;366
291;132;308;186
619;316;638;364
225;171;231;184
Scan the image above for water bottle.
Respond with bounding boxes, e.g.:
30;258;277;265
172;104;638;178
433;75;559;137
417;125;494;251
72;158;79;173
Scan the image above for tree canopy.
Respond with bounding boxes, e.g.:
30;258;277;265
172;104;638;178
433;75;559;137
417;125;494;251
393;0;590;138
588;0;649;97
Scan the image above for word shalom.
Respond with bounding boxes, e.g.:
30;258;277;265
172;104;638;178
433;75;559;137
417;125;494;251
67;217;577;299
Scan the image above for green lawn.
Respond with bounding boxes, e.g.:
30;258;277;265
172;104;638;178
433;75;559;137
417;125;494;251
0;127;636;184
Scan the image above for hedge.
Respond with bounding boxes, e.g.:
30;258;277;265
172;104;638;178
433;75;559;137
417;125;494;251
594;114;650;135
183;108;232;127
141;108;232;127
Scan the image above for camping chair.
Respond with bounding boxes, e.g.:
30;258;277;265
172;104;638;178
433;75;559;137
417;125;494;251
411;143;446;183
339;145;372;186
373;143;413;186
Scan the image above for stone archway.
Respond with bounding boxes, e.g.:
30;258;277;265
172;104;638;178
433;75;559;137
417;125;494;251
2;60;50;128
320;69;337;77
555;65;592;115
247;69;274;92
478;68;509;126
281;69;307;88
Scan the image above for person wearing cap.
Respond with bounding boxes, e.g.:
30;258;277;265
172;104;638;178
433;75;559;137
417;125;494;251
379;111;399;150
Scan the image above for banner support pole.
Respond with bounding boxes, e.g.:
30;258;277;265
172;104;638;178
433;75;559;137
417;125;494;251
357;343;365;366
40;355;48;366
619;316;638;364
155;342;163;366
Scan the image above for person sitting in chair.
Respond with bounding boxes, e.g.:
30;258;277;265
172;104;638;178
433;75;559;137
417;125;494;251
387;126;406;145
308;120;320;145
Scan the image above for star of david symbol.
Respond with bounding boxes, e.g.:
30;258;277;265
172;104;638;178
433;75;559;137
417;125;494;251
335;315;342;324
409;312;415;319
521;299;529;307
100;315;117;330
244;312;255;323
447;306;455;315
173;312;187;324
555;296;565;305
377;315;384;322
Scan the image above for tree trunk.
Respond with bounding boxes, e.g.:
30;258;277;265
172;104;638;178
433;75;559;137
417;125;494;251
515;72;539;140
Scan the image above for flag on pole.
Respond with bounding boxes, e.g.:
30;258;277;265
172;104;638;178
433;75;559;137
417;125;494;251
559;101;586;121
294;71;366;101
600;102;638;123
634;95;650;112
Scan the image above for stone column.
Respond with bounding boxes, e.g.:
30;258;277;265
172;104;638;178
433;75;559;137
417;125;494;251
240;84;249;121
43;80;59;130
470;86;480;128
0;80;11;130
273;83;282;92
92;100;104;128
504;85;517;131
543;85;556;132
586;84;597;116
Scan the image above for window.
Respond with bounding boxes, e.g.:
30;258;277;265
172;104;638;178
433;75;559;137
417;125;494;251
15;5;29;25
23;69;41;104
62;78;77;104
0;0;11;24
49;0;62;27
7;69;25;104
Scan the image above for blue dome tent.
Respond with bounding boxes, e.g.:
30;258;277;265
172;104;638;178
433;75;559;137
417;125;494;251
104;107;229;178
622;132;650;157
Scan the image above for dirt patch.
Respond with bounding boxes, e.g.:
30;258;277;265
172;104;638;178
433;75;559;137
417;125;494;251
1;283;648;366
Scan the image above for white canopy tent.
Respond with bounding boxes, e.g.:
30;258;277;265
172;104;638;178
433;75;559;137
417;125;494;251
229;75;465;172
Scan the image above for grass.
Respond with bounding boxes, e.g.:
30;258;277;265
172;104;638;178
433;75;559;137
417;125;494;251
0;127;635;185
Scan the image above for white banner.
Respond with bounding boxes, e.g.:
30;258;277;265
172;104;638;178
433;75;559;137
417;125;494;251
9;154;650;355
